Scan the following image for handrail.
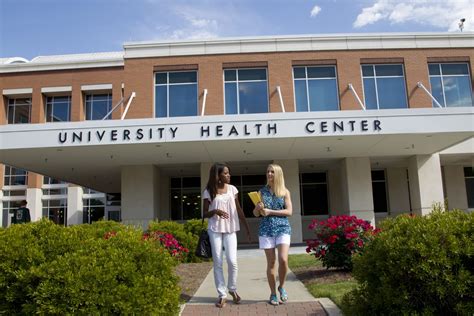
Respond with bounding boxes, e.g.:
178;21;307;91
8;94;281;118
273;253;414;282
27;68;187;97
417;82;443;108
121;92;136;120
101;96;125;120
200;89;208;116
348;84;366;110
276;86;286;112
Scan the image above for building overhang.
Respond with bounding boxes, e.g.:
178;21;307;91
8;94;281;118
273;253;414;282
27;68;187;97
1;108;472;192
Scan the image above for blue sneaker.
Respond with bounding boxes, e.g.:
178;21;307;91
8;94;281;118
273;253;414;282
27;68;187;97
278;286;288;302
269;294;279;306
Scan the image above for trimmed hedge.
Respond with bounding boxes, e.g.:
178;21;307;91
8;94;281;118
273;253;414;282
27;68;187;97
0;219;181;315
341;210;474;315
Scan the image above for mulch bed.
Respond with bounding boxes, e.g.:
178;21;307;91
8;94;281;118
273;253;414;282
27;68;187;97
175;261;213;302
291;264;354;285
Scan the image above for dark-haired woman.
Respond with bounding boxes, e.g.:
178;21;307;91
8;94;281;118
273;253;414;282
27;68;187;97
203;162;251;308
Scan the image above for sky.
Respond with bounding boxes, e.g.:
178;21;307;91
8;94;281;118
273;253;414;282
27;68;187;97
0;0;472;60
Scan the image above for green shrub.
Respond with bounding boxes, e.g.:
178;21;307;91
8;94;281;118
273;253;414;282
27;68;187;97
0;219;181;315
183;218;208;236
148;220;200;262
341;210;474;315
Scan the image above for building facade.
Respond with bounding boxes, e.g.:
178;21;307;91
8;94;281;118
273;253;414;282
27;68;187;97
1;33;473;243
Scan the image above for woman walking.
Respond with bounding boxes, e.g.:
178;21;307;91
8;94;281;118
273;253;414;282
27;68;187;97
203;162;251;308
253;164;293;306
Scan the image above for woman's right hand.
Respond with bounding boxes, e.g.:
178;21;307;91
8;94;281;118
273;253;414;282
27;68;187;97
215;209;229;219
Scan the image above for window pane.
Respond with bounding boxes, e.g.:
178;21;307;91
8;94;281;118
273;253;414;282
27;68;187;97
155;73;167;84
377;77;407;109
443;76;473;107
372;182;388;212
307;66;335;78
466;178;474;208
182;189;201;220
91;99;109;120
308;79;339;111
375;65;403;76
362;65;374;77
155;86;167;117
51;98;70;122
371;170;385;181
301;173;326;183
170;178;181;187
169;71;197;84
293;67;306;79
242;175;266;186
428;64;440;76
169;84;197;117
170;189;181;220
441;63;469;75
14;105;30;123
294;80;308;112
224;70;236;81
238;81;268;114
225;83;238;114
363;78;378;110
301;184;328;215
464;167;474;177
238;69;267;81
182;177;200;187
429;77;445;107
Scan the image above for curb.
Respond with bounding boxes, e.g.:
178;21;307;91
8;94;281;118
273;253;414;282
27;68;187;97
317;297;343;316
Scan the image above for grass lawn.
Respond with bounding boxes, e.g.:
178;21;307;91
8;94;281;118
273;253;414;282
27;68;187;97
288;253;358;307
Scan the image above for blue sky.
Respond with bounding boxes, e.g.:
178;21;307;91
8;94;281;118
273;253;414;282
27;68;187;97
1;0;472;60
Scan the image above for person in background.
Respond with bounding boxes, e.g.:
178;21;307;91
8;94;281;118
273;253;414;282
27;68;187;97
11;200;31;224
203;162;251;308
253;164;293;306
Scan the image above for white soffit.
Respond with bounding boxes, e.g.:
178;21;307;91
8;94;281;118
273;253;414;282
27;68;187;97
3;88;33;96
81;84;113;91
41;86;72;93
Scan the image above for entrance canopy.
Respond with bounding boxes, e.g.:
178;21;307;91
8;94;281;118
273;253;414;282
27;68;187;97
1;108;472;192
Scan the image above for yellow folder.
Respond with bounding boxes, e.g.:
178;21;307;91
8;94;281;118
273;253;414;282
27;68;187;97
248;191;261;206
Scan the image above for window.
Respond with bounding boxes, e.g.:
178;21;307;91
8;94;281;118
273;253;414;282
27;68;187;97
7;98;31;124
3;201;23;228
464;167;474;208
85;93;112;120
42;176;67;225
232;174;267;217
429;63;473;108
372;170;388;213
170;177;201;220
300;173;329;215
293;66;339;112
362;64;408;109
224;68;269;114
45;96;71;122
3;165;27;186
155;71;198;117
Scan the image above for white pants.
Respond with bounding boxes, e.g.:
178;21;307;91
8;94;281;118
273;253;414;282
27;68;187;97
208;230;238;298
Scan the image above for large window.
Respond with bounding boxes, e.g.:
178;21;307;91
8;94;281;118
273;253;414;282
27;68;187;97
429;63;473;108
7;98;31;124
4;165;27;186
224;68;269;114
42;176;68;225
170;177;201;220
155;71;198;117
293;66;339;112
372;170;388;213
300;173;329;215
83;188;106;224
465;167;474;208
362;64;408;110
2;166;27;228
45;96;71;122
85;93;112;120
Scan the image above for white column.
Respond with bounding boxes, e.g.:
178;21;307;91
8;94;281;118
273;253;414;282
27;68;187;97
0;190;3;227
26;188;43;222
121;165;159;229
67;186;83;225
443;165;468;211
408;154;444;216
340;157;375;224
386;168;410;217
274;159;302;243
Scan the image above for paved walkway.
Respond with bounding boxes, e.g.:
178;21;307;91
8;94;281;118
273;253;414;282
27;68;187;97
180;246;341;316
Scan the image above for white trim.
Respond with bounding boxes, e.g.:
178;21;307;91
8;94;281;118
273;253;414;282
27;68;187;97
81;84;113;91
2;185;28;190
41;86;72;93
0;59;123;74
124;33;474;59
2;196;26;202
3;88;33;96
42;194;68;200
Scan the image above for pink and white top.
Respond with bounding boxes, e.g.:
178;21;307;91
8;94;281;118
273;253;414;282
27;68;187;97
203;184;240;233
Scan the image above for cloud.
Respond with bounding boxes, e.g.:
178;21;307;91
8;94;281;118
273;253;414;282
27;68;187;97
353;0;474;31
310;5;322;17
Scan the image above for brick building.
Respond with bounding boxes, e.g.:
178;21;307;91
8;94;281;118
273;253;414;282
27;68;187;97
1;32;473;242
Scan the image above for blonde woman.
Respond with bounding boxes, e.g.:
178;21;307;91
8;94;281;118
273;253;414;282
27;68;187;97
253;164;292;306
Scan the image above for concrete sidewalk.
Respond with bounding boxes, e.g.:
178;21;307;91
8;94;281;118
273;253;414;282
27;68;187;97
180;246;341;316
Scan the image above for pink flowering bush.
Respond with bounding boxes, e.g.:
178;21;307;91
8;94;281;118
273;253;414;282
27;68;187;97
143;230;189;261
306;215;379;270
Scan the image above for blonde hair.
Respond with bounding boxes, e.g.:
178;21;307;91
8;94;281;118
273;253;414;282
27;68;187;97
267;164;287;197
